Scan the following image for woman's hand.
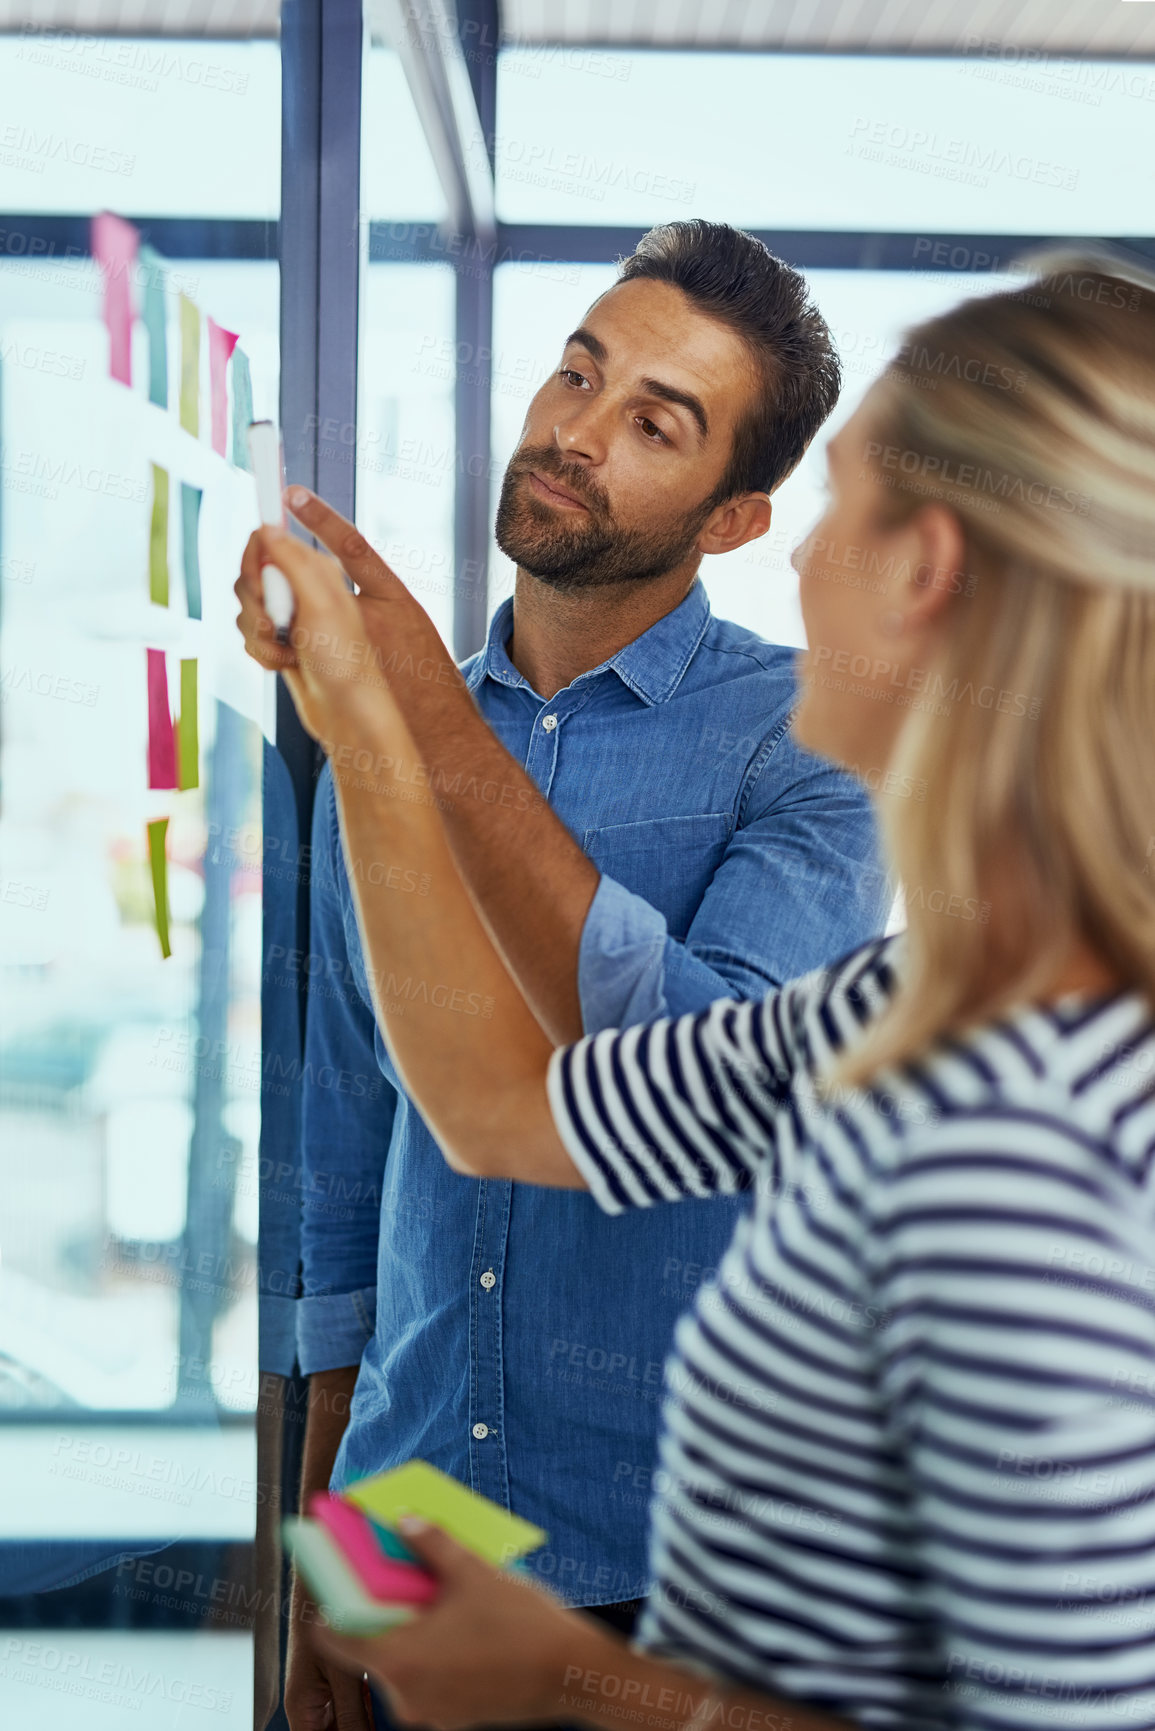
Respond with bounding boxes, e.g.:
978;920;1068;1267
234;521;398;758
310;1520;610;1730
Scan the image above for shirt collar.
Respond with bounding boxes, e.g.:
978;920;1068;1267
467;579;711;707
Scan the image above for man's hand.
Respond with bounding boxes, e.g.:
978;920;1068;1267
287;1366;367;1730
285;1573;374;1731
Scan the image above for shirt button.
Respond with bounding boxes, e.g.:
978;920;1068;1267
480;1270;496;1291
542;713;558;731
472;1422;489;1440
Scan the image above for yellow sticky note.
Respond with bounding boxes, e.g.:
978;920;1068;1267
342;1461;546;1567
149;463;169;606
176;659;198;790
147;817;171;959
179;294;200;436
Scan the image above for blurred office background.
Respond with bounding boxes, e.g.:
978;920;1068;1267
0;2;1152;1725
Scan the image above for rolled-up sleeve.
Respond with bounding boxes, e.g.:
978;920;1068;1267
546;988;805;1216
552;940;895;1215
296;764;397;1376
578;727;890;1034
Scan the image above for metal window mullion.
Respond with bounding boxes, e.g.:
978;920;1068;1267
454;257;493;659
317;0;364;519
260;6;364;1726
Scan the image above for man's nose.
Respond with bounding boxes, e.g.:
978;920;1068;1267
554;396;610;464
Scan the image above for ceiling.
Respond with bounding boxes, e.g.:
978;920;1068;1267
502;0;1155;54
0;0;1152;53
0;0;279;31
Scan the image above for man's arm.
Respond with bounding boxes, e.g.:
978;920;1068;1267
286;1366;370;1731
579;726;891;1033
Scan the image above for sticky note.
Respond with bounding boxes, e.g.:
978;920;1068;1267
180;483;203;619
147;649;177;789
309;1496;438;1604
176;659;198;791
91;211;137;387
342;1461;546;1567
147;817;172;959
231;348;253;470
149;464;169;606
207;318;240;457
282;1519;416;1636
140;244;168;409
368;1521;419;1565
179;295;200;436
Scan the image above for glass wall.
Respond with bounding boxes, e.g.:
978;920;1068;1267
358;39;457;647
0;32;279;1728
496;49;1149;232
491;49;1153;648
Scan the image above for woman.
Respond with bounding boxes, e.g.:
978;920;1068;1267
239;253;1155;1730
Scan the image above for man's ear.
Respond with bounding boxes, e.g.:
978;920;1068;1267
697;492;772;558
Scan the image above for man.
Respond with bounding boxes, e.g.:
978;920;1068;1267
238;219;890;1731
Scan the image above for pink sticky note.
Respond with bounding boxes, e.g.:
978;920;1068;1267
92;212;138;387
308;1495;438;1605
207;318;240;457
147;649;178;789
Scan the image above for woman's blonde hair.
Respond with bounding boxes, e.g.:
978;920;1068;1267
836;248;1155;1086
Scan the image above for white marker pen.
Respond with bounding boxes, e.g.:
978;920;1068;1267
247;420;294;636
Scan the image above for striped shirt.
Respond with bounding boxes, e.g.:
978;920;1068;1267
546;936;1155;1730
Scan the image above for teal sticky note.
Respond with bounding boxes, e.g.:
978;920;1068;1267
140;243;168;409
180;482;203;619
231;348;253;469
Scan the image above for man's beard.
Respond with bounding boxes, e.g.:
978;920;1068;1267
494;444;712;592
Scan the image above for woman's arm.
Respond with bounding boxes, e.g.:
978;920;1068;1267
331;745;582;1187
313;1521;857;1731
244;523;581;1187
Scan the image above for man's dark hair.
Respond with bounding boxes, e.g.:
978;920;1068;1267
616;220;841;503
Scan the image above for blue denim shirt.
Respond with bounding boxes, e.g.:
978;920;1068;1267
294;580;889;1605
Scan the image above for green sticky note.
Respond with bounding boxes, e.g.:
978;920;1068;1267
230;348;253;469
147;817;171;959
149;463;169;606
176;659;198;790
343;1461;547;1567
180;483;202;618
282;1519;416;1636
179;293;200;436
140;243;168;409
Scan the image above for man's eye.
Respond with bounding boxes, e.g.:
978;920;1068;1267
558;368;588;388
637;417;668;444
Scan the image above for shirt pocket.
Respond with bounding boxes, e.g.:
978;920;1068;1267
582;812;732;940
